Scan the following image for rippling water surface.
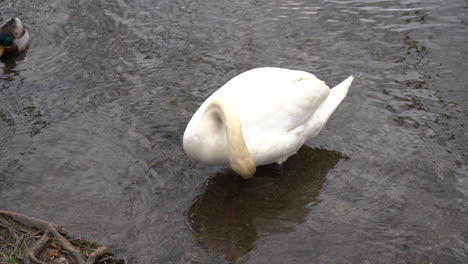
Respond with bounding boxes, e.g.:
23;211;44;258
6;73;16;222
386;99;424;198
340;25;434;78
1;0;467;263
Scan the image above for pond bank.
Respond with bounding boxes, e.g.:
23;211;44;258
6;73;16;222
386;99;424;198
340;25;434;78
0;210;124;264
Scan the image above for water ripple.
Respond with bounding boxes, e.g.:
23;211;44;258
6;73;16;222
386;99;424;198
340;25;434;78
1;0;467;263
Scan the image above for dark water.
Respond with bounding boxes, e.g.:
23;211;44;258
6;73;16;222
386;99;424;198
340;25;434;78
1;0;467;263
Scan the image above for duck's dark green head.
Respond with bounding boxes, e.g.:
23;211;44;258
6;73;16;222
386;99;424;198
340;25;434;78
0;32;14;56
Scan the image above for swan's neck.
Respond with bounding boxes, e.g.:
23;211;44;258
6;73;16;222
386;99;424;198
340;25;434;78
203;99;256;179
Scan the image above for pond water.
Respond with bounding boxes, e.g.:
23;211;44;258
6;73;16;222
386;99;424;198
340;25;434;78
1;0;467;263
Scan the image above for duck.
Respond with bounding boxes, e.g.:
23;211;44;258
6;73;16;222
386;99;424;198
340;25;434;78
183;67;354;179
0;18;29;58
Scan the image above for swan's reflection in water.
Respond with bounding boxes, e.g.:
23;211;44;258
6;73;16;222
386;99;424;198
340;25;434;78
187;146;348;262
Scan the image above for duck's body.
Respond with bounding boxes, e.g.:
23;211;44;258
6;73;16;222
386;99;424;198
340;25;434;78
183;67;353;179
0;18;29;58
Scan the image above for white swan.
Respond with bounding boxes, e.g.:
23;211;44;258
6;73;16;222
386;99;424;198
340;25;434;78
183;67;353;179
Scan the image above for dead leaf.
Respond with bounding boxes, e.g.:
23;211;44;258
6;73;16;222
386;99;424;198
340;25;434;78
48;249;60;257
50;242;60;249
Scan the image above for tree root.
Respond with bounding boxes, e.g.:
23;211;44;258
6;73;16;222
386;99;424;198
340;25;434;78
0;210;122;264
27;232;49;264
86;246;110;264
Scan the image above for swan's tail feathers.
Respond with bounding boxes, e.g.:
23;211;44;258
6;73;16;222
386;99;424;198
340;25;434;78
307;76;353;135
329;76;353;106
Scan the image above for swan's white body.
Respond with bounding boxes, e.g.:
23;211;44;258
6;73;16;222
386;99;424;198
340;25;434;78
183;67;353;178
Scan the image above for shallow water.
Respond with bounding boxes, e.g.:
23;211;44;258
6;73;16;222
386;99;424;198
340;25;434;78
1;0;467;263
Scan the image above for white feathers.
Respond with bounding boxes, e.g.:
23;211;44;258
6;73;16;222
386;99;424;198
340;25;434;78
183;67;353;178
15;28;29;51
12;18;29;52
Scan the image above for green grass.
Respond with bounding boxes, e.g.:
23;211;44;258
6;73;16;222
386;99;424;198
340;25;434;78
69;238;101;256
0;244;20;264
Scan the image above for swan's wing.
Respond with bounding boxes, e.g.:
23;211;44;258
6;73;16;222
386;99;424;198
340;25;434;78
230;69;331;165
220;68;331;133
